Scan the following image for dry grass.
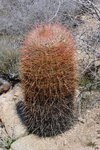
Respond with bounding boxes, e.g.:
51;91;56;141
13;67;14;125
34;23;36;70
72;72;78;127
0;50;19;84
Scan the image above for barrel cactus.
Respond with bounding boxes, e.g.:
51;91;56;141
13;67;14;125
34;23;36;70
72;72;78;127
19;24;77;137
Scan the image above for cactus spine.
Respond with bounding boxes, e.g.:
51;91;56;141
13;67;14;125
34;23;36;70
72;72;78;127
20;24;76;137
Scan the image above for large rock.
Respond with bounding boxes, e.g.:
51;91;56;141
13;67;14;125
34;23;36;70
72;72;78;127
11;135;62;150
0;84;27;139
0;100;27;138
0;84;100;150
11;108;100;150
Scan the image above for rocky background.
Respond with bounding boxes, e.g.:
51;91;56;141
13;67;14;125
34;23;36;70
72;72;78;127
0;0;100;149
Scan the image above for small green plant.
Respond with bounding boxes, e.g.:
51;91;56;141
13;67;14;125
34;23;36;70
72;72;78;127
0;49;19;84
0;141;3;148
4;138;16;149
87;141;96;147
79;74;100;91
97;130;100;139
97;130;100;134
80;94;91;111
79;76;92;87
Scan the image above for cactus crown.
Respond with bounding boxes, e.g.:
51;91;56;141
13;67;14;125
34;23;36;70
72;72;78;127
20;24;76;102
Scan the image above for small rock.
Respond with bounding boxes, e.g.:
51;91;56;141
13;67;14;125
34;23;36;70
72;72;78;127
0;78;11;95
78;117;85;124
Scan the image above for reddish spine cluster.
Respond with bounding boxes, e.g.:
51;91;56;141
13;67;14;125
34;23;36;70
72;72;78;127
20;24;77;137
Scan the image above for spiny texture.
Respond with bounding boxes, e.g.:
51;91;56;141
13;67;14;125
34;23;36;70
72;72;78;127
19;24;77;137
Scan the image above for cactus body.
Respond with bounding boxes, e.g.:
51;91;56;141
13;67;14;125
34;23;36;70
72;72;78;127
20;24;76;137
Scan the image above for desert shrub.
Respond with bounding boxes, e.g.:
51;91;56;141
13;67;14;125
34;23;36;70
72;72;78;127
0;49;20;84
